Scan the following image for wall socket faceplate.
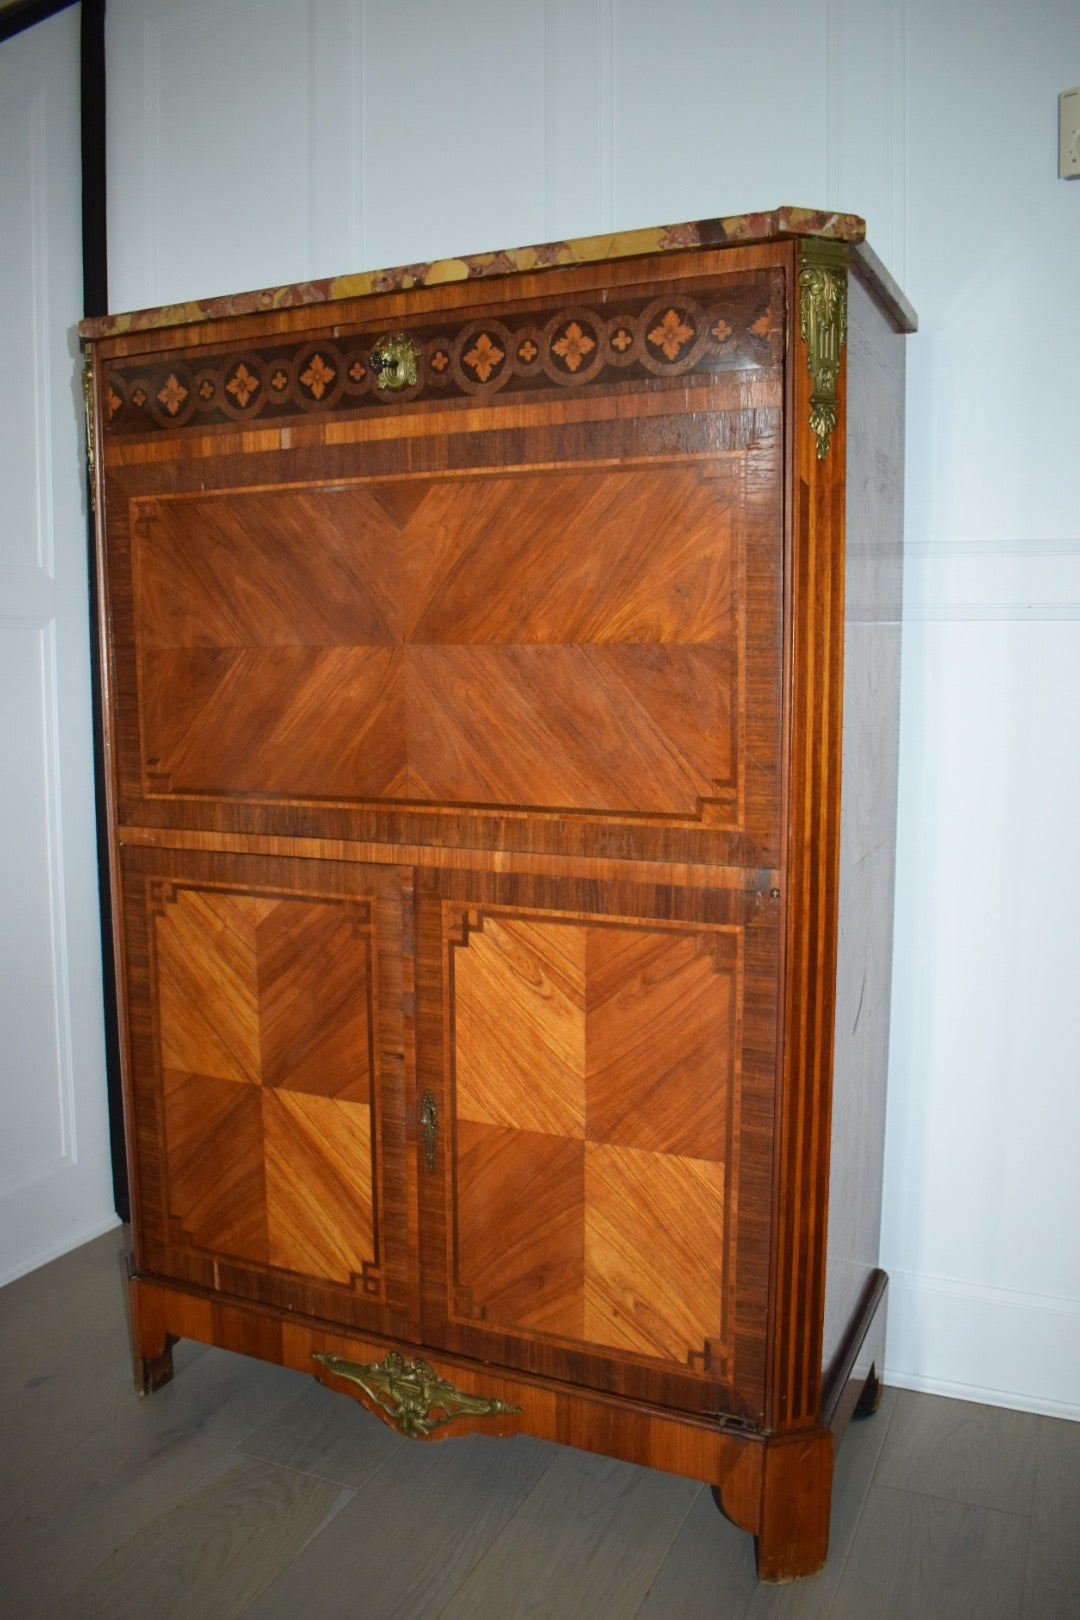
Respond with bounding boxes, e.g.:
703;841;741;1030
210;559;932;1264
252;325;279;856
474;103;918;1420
1061;87;1080;179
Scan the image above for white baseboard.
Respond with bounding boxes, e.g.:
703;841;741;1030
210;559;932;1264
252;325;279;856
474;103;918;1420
0;1212;123;1290
883;1266;1080;1422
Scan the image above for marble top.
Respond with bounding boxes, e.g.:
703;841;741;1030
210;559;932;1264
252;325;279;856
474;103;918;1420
80;207;909;341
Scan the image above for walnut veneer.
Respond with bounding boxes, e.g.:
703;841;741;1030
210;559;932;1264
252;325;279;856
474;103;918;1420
83;211;913;1581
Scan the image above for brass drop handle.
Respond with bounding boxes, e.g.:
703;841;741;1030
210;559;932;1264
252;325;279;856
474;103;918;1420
370;332;420;390
420;1090;437;1173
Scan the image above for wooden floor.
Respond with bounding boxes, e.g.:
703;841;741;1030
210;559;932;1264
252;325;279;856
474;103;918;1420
1;1230;1076;1619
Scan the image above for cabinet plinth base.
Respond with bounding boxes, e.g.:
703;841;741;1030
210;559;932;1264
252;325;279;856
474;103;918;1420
713;1427;833;1581
127;1261;177;1395
127;1272;841;1580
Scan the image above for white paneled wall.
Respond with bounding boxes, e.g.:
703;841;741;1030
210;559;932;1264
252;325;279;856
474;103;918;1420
611;0;828;229
882;0;1080;1417
0;7;116;1284
99;0;1080;1415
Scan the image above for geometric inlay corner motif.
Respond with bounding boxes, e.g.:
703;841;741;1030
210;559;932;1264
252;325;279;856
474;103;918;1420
147;878;179;915
360;1259;384;1297
445;906;483;951
687;1338;723;1375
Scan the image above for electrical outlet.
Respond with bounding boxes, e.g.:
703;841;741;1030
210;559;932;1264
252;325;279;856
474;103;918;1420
1060;86;1080;179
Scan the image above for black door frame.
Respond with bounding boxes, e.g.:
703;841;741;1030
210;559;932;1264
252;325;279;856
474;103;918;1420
2;0;126;1217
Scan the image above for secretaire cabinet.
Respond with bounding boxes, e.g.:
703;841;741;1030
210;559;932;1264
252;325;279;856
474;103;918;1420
82;208;915;1581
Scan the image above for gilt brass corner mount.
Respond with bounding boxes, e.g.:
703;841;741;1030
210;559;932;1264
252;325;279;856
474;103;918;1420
312;1350;521;1439
797;241;848;460
81;344;96;509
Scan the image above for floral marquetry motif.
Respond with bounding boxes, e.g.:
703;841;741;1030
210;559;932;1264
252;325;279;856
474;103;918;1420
648;308;696;360
156;374;188;416
299;353;337;400
463;332;505;382
225;362;260;408
551;320;596;373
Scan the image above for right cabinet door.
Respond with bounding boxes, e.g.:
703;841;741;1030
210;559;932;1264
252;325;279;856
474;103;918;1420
413;868;780;1426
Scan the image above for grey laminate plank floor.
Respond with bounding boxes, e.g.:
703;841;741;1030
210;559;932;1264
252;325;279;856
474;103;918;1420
1;1230;1076;1619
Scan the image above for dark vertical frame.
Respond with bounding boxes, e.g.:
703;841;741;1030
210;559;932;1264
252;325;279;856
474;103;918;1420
1;1;125;1215
82;0;107;317
80;0;128;1219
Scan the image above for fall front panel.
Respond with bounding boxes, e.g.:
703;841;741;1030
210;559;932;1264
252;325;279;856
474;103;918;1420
126;462;745;821
119;845;411;1336
98;257;785;866
413;869;778;1423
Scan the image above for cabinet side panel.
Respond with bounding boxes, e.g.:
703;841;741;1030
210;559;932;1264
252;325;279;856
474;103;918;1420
822;273;905;1397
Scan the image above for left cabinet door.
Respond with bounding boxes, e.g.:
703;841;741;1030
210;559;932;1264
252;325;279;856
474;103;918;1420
117;843;414;1342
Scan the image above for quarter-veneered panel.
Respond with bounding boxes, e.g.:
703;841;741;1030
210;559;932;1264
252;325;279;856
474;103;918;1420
402;465;735;646
161;1071;266;1262
453;914;586;1138
140;646;406;798
584;1141;727;1364
255;898;372;1102
150;880;381;1287
263;1090;374;1280
406;642;733;814
584;927;736;1160
447;905;741;1377
130;461;743;819
134;488;402;648
454;1120;585;1339
155;887;260;1085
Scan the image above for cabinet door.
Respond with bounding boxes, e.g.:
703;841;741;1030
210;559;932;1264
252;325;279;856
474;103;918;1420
119;845;413;1340
413;867;778;1425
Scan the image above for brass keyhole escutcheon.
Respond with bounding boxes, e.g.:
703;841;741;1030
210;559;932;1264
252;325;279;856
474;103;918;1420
420;1090;437;1173
370;332;420;390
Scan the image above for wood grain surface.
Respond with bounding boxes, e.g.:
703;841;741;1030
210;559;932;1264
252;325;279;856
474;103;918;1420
86;232;910;1584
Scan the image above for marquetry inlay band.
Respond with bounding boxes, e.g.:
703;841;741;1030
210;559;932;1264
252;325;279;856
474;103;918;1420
102;276;782;435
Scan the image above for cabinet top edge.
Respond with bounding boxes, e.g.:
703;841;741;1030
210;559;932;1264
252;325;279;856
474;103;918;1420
80;207;886;341
850;241;918;333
